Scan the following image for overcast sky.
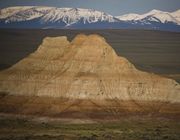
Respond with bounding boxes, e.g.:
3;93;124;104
0;0;180;16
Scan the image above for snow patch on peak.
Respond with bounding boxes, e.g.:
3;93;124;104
171;10;180;23
148;9;164;14
117;9;180;25
41;7;116;25
0;6;117;25
0;6;34;19
116;13;140;21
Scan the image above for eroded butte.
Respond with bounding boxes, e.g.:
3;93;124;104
0;34;179;119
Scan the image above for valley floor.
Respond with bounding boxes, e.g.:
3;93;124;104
0;114;179;140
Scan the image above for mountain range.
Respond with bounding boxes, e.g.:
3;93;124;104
0;6;180;31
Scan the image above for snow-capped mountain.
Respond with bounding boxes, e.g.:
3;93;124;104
0;6;180;31
116;13;140;21
117;9;180;25
0;6;118;27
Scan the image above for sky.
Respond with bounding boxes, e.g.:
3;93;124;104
0;0;180;16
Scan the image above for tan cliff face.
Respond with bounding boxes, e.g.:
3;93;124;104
0;34;179;103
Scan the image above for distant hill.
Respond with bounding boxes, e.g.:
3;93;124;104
0;6;180;31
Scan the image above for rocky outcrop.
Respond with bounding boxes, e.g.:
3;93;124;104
0;34;179;104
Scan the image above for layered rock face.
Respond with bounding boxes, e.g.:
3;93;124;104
0;34;180;103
